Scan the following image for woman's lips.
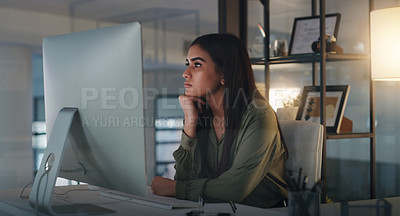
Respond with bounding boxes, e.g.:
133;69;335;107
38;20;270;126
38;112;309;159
184;82;192;88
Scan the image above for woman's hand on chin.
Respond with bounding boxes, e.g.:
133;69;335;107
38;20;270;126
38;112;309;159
178;95;205;138
150;176;177;197
178;95;205;121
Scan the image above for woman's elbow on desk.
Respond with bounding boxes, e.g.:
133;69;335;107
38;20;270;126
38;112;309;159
150;176;177;197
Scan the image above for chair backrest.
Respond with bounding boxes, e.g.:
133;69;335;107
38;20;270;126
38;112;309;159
279;120;324;189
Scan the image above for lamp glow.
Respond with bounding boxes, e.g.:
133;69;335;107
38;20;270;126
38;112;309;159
370;7;400;81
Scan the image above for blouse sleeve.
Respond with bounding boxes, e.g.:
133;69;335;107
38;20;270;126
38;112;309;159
173;131;202;181
174;102;286;203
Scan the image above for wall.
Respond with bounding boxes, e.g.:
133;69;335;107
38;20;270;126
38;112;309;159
0;45;33;189
0;7;115;189
0;6;116;48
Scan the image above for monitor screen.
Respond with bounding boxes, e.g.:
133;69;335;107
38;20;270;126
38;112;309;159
34;22;147;201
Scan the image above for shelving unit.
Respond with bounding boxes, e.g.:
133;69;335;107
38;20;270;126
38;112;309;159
254;0;376;200
251;54;370;65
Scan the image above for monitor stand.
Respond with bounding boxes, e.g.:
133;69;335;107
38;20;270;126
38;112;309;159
28;107;91;215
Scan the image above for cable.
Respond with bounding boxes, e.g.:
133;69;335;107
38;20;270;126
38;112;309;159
53;188;93;198
35;170;49;216
59;163;86;175
19;181;33;199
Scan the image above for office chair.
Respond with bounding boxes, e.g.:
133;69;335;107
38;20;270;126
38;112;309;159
279;120;324;189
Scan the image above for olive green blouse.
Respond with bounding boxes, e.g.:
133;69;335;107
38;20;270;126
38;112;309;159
173;99;288;208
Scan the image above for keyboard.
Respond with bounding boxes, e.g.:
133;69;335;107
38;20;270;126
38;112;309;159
100;190;198;210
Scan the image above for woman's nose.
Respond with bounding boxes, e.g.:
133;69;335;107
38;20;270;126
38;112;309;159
182;68;190;79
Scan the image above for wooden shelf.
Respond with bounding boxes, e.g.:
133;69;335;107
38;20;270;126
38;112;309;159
327;132;373;140
251;53;370;65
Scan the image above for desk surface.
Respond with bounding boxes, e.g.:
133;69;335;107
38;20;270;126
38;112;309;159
0;185;399;216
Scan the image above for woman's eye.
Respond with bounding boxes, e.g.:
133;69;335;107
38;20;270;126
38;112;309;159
194;63;201;68
185;62;189;67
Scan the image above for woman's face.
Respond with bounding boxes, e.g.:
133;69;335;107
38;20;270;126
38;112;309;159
183;44;224;98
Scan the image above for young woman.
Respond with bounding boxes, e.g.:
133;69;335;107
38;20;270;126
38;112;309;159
151;33;288;208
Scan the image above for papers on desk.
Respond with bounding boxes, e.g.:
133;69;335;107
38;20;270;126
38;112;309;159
100;190;198;210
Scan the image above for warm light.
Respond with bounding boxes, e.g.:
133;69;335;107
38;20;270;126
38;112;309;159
268;88;301;111
370;7;400;81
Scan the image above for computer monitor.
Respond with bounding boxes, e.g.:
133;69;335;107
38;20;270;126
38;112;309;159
29;22;147;214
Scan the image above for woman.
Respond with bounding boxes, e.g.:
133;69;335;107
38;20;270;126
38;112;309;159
151;33;288;208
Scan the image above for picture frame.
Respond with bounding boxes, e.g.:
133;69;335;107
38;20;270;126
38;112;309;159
296;85;350;134
289;13;341;55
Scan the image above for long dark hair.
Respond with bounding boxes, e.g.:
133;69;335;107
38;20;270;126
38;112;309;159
191;33;286;178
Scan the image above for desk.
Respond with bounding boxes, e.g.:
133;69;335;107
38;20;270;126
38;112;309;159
0;185;398;216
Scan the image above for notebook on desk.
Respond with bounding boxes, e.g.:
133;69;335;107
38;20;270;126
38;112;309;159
100;189;198;210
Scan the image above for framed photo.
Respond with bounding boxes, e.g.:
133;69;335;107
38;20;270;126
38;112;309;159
289;13;341;55
296;85;350;134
